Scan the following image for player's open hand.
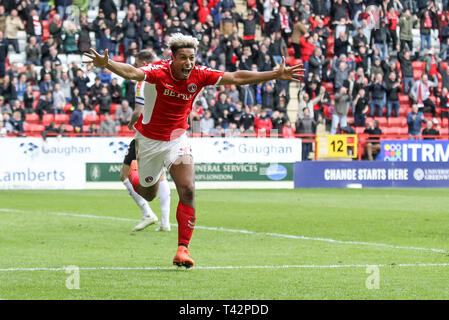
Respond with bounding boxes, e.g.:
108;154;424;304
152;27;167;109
82;48;110;68
276;56;305;82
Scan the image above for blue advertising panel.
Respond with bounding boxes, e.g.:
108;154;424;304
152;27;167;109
379;140;449;162
294;162;449;188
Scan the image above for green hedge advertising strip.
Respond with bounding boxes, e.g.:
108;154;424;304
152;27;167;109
86;163;293;182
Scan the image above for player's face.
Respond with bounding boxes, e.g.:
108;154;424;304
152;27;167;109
172;48;196;80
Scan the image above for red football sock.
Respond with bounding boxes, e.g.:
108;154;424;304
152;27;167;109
129;169;140;193
176;202;196;247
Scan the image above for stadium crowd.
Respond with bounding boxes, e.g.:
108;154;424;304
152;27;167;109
0;0;449;159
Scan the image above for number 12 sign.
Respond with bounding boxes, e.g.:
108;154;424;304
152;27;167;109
316;135;358;158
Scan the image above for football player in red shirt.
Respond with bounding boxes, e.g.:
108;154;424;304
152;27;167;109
83;33;304;268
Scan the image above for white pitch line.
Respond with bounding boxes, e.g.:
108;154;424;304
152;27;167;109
1;263;449;272
1;208;448;254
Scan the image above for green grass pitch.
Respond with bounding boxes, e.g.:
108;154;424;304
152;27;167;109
0;188;449;300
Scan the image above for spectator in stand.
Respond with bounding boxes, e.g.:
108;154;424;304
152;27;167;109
334;30;349;57
9;110;24;134
300;33;316;77
438;58;449;91
42;121;63;140
78;13;93;54
35;90;53;119
372;20;390;61
291;16;308;59
419;4;437;52
308;48;326;80
332;58;351;92
240;105;255;133
422;120;440;140
73;69;89;98
398;50;414;94
200;110;215;135
254;109;273;136
0;31;6;78
385;72;402;118
57;0;72;20
296;107;316;160
282;120;295;138
49;13;63;51
398;9;419;53
89;76;103;106
0;5;6;33
62;20;81;54
407;104;427;138
439;87;449;120
26;9;44;44
364;120;382;161
0;74;17;105
69;102;84;133
271;110;287;136
5;9;24;54
353;87;369;127
26;36;41;66
368;73;387;117
410;73;438;121
23;84;34;113
98;86;112;115
15;73;27;102
122;9;139;54
386;6;400;51
58;71;72;102
99;112;117;135
115;100;133;126
52;83;66;115
39;73;55;96
297;85;325;120
331;85;351;135
108;77;122;104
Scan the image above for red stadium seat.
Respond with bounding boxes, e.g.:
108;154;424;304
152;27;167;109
120;125;133;135
26;123;45;133
25;113;40;124
375;117;387;127
388;117;407;127
412;61;426;71
355;127;366;134
84;114;99;124
110;103;120;114
398;127;409;135
442;118;448;128
64;124;74;132
55;113;70;124
399;105;409;116
322;82;334;93
413;70;423;80
42;113;54;126
398;94;409;104
63;103;73;113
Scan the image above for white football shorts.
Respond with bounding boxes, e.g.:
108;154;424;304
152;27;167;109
135;131;192;187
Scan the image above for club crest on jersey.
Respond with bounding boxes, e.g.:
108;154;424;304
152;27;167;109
187;83;197;93
145;176;153;183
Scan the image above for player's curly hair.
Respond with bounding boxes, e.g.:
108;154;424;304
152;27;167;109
167;33;199;56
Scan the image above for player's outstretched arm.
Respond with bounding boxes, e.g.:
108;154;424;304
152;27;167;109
218;57;304;86
83;48;145;81
128;105;144;130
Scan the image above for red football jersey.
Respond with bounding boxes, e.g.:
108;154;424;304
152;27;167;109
134;59;224;141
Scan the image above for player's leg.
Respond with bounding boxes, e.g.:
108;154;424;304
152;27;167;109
122;139;158;231
156;170;171;231
170;154;196;268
